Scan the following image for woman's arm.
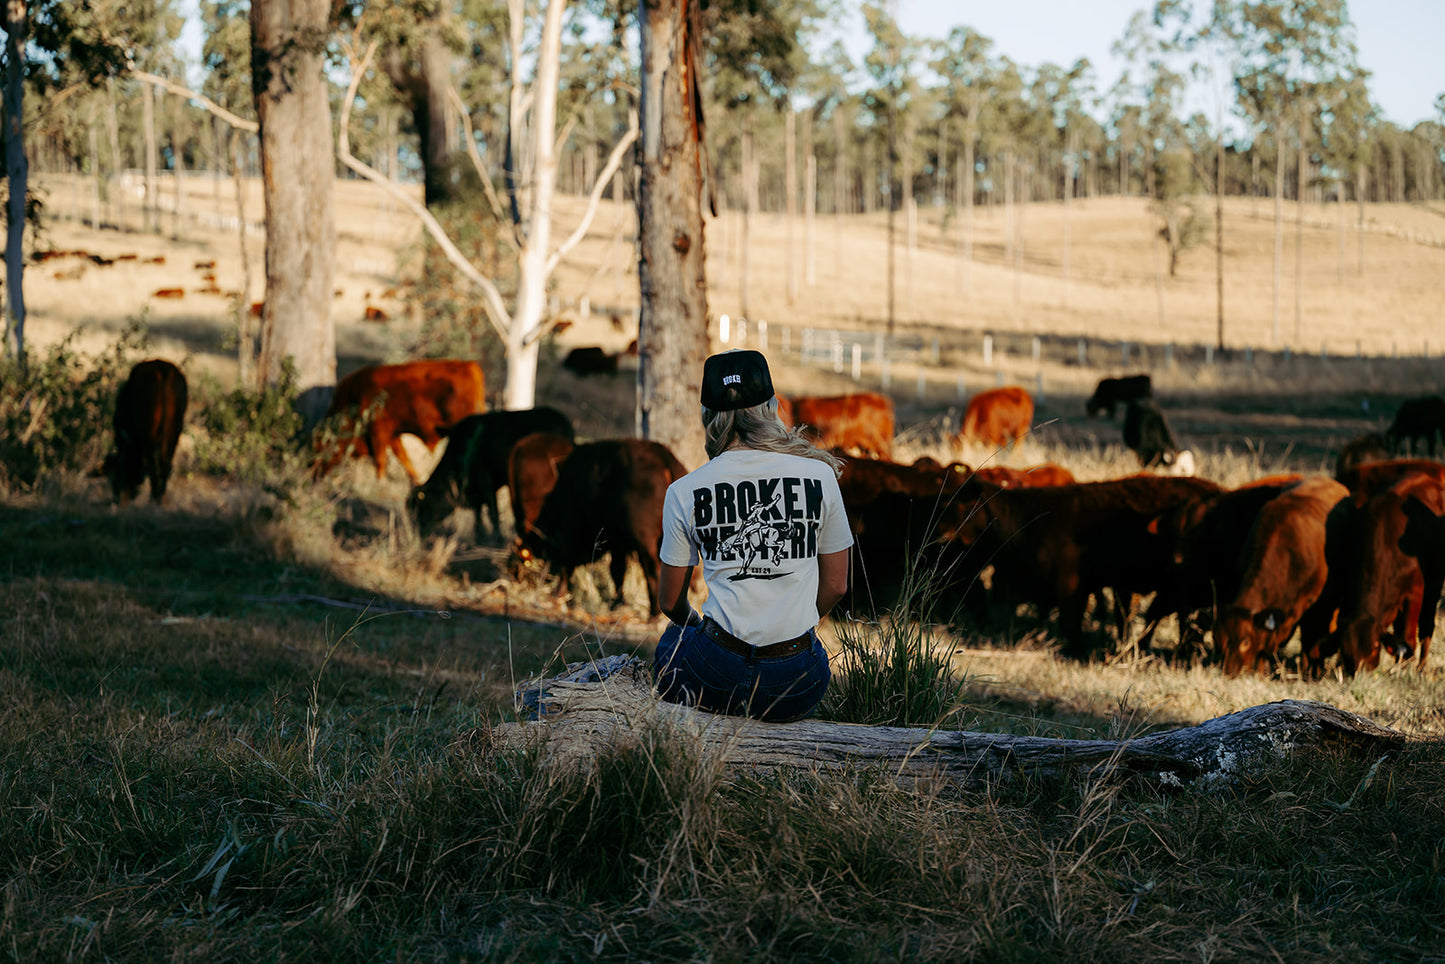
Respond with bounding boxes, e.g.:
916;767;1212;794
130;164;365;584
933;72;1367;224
659;562;697;626
816;548;851;617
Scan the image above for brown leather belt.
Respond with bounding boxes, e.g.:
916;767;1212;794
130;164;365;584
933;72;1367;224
700;616;813;660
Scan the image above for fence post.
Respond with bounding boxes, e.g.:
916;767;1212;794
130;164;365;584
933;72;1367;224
983;334;993;367
1031;336;1041;365
720;314;731;345
1244;347;1252;366
1122;342;1130;365
851;343;862;381
995;370;1004;387
1165;343;1174;367
956;373;966;399
782;326;791;355
1077;338;1087;367
1035;371;1044;402
875;332;885;365
1205;344;1214;366
758;320;768;350
738;318;747;345
881;357;890;391
931;337;940;365
832;334;843;373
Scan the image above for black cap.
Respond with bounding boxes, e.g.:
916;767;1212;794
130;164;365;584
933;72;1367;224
701;349;774;411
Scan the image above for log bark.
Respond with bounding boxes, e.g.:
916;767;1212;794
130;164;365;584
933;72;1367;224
498;656;1405;790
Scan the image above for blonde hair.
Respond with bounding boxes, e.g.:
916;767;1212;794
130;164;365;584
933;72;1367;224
702;397;843;475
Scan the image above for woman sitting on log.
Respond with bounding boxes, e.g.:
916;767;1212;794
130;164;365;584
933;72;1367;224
655;350;853;722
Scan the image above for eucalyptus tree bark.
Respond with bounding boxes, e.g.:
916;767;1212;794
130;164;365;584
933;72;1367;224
143;81;158;232
1295;98;1307;344
636;0;708;470
384;10;456;207
1356;164;1365;274
2;0;27;361
251;0;337;425
232;129;255;390
106;79;125;230
740;115;753;322
785;106;796;305
832;107;846;274
1062;125;1073;309
1215;127;1225;349
88;116;101;229
1272;117;1285;345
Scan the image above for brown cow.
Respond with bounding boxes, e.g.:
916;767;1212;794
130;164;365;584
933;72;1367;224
945;474;1222;656
780;392;895;460
1214;477;1349;677
507;432;577;540
513;439;688;615
957;386;1034;448
313;359;486;485
1334;433;1391;481
1328;469;1445;674
1337;459;1445;507
103;359;188;505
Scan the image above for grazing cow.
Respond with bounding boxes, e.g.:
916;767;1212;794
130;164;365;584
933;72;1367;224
1334;432;1392;480
782;392;896;460
1086;373;1153;418
1337;459;1445;507
944;474;1223;656
103;359;188;505
407;407;575;541
1123;398;1185;469
1213;477;1349;677
561;346;620;377
969;463;1076;488
957;386;1034;449
507;432;577;541
313;359;486;485
1329;469;1445;674
1385;395;1445;456
363;306;389;323
152;288;186;299
514;439;688;615
1143;475;1305;645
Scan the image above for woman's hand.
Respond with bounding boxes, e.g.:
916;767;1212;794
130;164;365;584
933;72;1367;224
659;562;696;625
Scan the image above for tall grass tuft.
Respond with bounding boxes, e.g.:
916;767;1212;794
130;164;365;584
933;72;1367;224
820;614;968;727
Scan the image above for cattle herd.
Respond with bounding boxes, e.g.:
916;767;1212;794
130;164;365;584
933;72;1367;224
100;354;1445;680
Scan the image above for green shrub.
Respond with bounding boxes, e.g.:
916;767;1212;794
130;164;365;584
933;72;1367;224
0;321;149;489
190;361;309;492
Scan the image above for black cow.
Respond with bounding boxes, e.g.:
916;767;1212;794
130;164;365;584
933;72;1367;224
103;359;188;505
1386;395;1445;456
1086;373;1153;418
408;406;575;541
561;346;620;377
1123;398;1182;468
514;439;687;615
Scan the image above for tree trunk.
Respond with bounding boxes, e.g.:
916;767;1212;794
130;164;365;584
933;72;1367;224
2;5;27;361
1356;164;1366;275
804;151;816;287
172;129;185;239
251;0;337;425
635;0;708;470
503;656;1405;791
785;106;796;305
106;79;125;231
89;114;101;229
1295;100;1306;344
740;116;752;322
143;81;158;233
885;109;896;334
1272;118;1284;345
233;130;255;390
1062;124;1073;309
832;107;845;274
963;116;975;297
384;12;457;208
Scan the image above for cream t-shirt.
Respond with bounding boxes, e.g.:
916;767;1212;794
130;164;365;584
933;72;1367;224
660;448;853;645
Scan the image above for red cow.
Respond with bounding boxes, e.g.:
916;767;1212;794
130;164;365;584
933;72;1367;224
957;386;1034;448
1337;459;1445;507
1142;475;1305;648
513;439;688;615
969;463;1076;488
314;360;486;485
1333;433;1391;481
944;474;1222;656
838;456;959;518
1329;469;1445;674
103;359;188;505
506;432;577;541
1214;477;1349;677
780;392;895;460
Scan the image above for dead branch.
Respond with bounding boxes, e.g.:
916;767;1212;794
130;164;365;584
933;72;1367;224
131;70;258;134
496;656;1406;791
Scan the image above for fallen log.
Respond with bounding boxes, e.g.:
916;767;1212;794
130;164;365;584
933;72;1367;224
491;656;1405;790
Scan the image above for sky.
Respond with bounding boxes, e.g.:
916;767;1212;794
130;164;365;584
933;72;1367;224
871;0;1443;130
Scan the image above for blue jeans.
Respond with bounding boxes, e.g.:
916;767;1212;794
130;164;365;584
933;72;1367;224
653;621;831;723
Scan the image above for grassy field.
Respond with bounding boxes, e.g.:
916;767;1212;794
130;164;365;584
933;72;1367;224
4;173;1445;960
